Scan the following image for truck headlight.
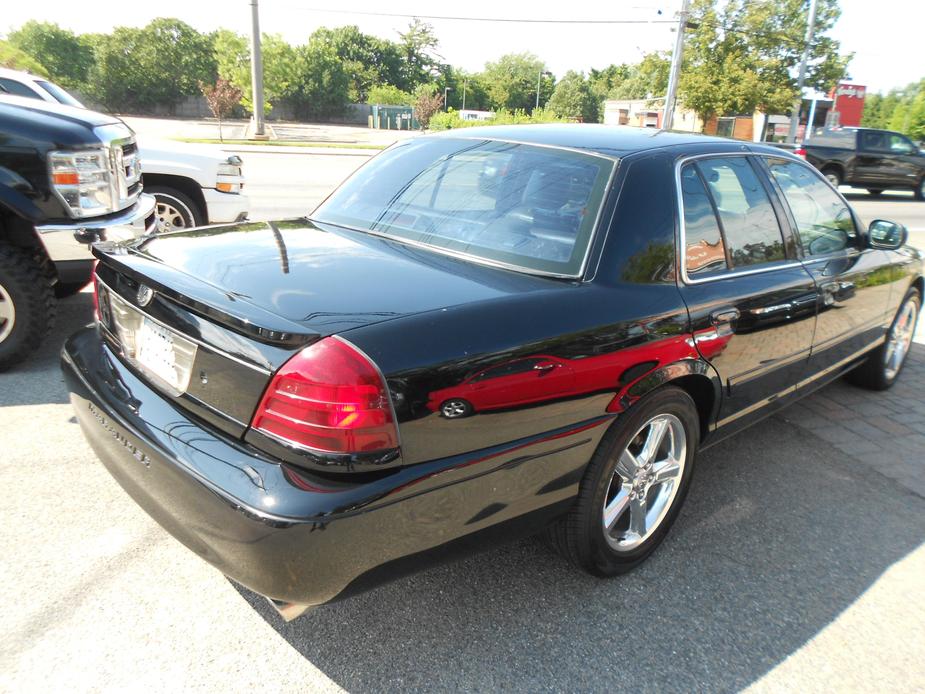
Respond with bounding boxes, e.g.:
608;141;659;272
216;155;243;193
49;148;115;218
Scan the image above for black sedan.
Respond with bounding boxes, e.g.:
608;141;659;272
62;125;923;620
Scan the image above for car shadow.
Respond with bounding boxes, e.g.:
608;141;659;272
0;290;93;407
231;412;925;691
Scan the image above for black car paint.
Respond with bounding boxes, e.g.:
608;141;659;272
62;125;924;609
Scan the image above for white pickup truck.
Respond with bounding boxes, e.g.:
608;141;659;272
0;68;249;232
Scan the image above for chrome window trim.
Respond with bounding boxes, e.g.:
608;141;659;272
97;277;272;376
311;138;619;281
674;152;805;285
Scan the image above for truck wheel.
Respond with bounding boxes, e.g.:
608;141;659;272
148;186;204;232
822;168;842;188
0;245;56;370
916;178;925;201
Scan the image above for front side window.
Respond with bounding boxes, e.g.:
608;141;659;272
886;133;915;154
313;138;615;276
35;80;84;108
766;158;856;257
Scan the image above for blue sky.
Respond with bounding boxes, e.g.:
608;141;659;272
6;0;924;93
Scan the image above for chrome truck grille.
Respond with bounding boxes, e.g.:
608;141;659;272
93;123;143;212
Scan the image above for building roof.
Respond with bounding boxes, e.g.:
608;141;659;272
429;123;730;157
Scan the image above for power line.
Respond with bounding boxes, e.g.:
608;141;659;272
277;5;677;25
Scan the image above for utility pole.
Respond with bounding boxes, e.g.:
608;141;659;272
787;0;819;143
444;87;452;111
249;0;267;139
536;70;551;110
462;79;467;111
663;0;691;131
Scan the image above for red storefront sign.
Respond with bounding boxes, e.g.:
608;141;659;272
829;83;867;127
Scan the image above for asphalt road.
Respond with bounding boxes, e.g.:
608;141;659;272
2;148;925;692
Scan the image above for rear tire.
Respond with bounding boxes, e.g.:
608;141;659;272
149;186;205;232
822;168;842;188
545;386;699;576
846;288;920;390
0;244;56;370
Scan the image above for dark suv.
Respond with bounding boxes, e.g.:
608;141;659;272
0;95;155;368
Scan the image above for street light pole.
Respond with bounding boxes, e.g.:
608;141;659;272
787;0;819;143
249;0;266;139
663;0;691;131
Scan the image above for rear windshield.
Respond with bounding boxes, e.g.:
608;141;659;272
312;137;615;277
808;128;855;148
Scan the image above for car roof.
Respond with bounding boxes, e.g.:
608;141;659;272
0;67;42;82
427;123;734;157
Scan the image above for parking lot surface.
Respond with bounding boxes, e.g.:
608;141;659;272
2;148;924;692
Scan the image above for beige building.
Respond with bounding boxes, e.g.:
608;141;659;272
603;99;703;133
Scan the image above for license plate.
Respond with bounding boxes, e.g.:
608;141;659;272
136;318;196;392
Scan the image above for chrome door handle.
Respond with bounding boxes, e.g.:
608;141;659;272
710;308;740;325
533;363;556;372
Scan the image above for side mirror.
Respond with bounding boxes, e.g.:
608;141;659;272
868;219;907;250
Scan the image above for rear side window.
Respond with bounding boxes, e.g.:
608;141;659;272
809;129;854;148
766;158;857;256
680;157;786;280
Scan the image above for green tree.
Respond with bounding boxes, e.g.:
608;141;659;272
213;30;298;113
0;40;49;76
310;26;404;102
367;84;413;105
87;19;216;112
8;21;93;88
289;30;351;119
679;0;850;122
609;53;670;100
547;71;599;122
398;19;442;90
480;53;553;112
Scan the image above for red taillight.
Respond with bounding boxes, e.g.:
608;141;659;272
793;147;807;159
251;337;399;455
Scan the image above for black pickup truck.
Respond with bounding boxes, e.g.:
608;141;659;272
0;95;155;368
789;127;925;199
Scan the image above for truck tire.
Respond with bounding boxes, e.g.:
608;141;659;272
149;186;205;232
916;177;925;201
0;244;56;370
821;167;842;188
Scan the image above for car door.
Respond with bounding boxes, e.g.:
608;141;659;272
880;132;923;188
466;357;575;409
762;156;893;374
675;155;818;437
854;130;889;185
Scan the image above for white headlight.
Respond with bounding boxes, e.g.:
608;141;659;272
49;148;115;218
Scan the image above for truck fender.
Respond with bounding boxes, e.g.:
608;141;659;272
0;170;45;223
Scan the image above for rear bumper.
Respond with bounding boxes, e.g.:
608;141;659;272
61;326;606;608
202;188;250;224
36;194;157;262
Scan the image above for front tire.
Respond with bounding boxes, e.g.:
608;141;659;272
440;398;473;418
846;288;920;390
545;386;699;576
0;245;56;370
916;177;925;201
148;186;205;232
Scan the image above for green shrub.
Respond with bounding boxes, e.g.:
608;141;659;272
427;107;566;131
367;84;413;106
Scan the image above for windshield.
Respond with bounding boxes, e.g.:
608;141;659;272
313;137;615;277
35;80;84;108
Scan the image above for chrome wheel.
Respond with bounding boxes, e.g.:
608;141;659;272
155;200;189;233
884;299;918;381
824;171;841;188
603;413;686;552
441;399;471;418
0;281;14;343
